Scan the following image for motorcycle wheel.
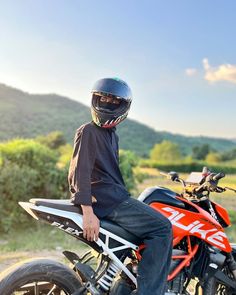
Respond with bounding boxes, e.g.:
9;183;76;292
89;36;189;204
0;258;82;295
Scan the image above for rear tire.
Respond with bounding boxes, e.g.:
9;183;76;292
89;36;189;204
0;258;82;295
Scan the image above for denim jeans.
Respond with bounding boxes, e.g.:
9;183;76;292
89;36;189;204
106;197;172;295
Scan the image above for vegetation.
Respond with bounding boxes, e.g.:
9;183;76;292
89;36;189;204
150;140;181;162
139;140;236;174
0;225;87;253
119;150;138;192
36;131;66;149
0;83;235;157
192;144;210;160
0;139;69;233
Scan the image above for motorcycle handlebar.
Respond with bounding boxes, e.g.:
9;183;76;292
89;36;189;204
160;171;179;182
212;172;225;181
160;169;236;196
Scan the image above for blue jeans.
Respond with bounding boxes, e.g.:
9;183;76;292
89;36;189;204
106;197;172;295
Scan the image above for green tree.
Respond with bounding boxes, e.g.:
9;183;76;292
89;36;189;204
150;140;181;162
221;148;236;161
192;144;210;160
205;152;221;164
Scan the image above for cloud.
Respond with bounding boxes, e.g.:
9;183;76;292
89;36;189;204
203;58;236;84
185;68;197;76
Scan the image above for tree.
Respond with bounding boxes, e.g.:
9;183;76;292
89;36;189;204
150;140;181;162
221;148;236;161
192;144;210;160
205;152;221;164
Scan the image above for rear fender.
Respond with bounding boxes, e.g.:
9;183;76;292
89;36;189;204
19;202;102;252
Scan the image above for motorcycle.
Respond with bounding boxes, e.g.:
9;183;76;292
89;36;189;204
0;167;236;295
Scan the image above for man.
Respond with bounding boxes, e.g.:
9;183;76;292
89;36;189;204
68;77;172;295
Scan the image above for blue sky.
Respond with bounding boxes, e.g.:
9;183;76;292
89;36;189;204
0;0;236;138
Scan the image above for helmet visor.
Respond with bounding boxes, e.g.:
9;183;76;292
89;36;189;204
93;94;128;114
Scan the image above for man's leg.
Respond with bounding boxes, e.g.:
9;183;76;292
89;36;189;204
106;197;172;295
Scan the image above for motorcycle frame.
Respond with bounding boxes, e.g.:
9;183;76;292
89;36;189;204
19;192;234;290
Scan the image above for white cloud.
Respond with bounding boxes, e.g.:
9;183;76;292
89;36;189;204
185;68;197;76
203;58;236;84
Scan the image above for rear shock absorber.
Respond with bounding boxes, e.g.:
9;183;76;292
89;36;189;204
97;260;121;291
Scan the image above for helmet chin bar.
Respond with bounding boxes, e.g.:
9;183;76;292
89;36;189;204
91;109;128;128
101;113;128;128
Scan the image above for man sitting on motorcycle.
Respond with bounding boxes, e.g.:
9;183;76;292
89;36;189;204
68;77;173;295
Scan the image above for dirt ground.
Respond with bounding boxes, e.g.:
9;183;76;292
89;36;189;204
0;250;65;273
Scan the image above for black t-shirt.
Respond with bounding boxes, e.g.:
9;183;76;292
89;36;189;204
68;122;130;218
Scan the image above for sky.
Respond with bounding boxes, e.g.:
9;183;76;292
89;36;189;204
0;0;236;139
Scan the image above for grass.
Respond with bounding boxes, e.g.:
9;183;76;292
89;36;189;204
0;224;88;253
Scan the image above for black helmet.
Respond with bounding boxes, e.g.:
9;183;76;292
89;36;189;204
91;77;132;128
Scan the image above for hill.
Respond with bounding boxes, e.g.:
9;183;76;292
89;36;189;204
0;83;235;156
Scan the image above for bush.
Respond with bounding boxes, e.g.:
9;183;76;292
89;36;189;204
0;162;38;232
57;144;73;168
35;131;66;149
0;139;57;169
119;150;138;192
0;139;69;232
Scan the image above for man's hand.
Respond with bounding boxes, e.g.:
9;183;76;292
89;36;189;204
81;205;100;241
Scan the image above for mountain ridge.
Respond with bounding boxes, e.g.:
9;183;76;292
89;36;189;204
0;83;235;156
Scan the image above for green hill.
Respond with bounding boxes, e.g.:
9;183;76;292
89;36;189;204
0;83;235;156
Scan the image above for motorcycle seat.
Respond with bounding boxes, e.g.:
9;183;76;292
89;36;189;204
30;198;83;213
30;198;141;245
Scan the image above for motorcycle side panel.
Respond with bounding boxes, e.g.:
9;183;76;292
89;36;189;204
150;201;232;252
211;200;231;227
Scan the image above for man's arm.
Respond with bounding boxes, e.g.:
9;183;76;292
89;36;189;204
69;125;100;241
81;205;100;241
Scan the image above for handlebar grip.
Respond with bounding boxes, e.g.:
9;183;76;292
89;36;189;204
212;172;225;181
